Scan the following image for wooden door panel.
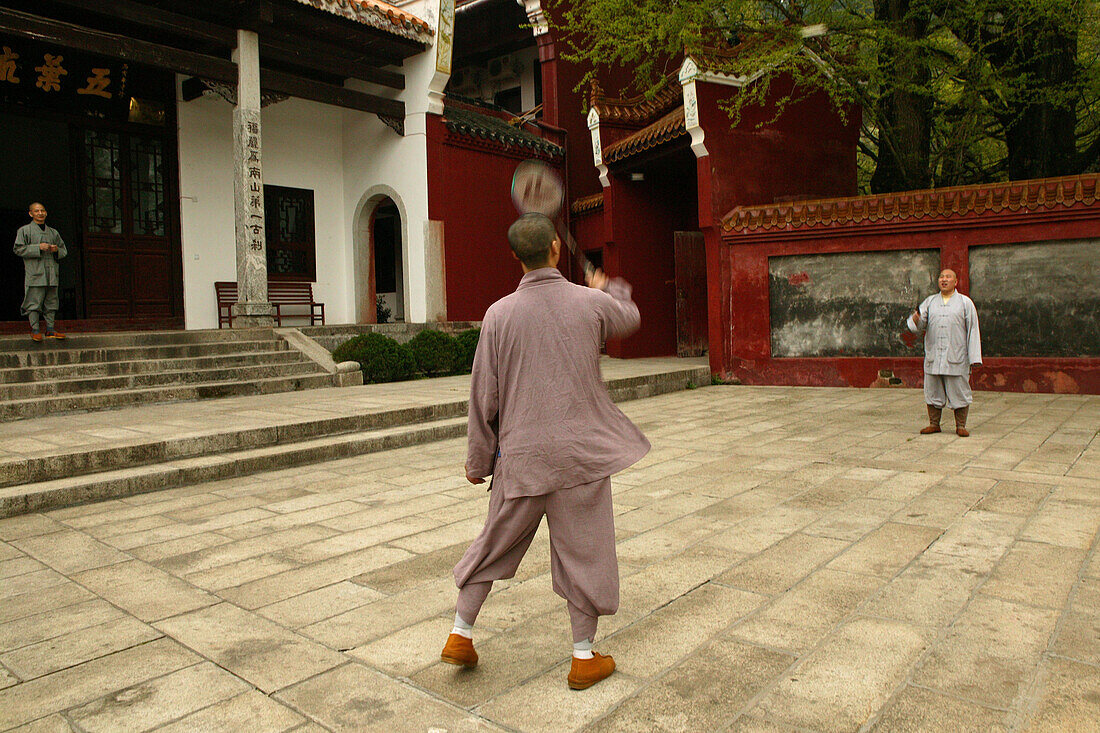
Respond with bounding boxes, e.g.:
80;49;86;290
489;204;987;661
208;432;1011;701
80;129;176;320
131;251;172;316
674;231;708;357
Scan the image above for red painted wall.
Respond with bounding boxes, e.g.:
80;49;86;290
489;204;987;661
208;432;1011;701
572;204;605;255
603;151;698;358
715;194;1100;394
426;114;567;322
696;77;860;219
538;29;644;205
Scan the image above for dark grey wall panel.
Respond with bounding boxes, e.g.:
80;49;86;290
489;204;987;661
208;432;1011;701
969;240;1100;357
769;250;940;357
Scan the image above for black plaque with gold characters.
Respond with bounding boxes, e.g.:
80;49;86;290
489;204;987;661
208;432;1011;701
0;34;171;125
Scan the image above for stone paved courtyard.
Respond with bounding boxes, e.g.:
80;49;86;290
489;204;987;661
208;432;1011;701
0;384;1097;732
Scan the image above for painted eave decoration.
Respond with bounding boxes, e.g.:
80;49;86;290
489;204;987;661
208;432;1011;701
570;193;604;215
290;0;434;43
588;79;682;125
603;106;687;164
443;102;564;156
722;174;1100;233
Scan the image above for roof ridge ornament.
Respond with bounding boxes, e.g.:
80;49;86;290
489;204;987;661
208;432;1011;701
516;0;549;37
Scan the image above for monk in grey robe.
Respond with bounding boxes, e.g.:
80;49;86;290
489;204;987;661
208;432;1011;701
440;213;649;690
13;203;67;340
907;269;982;436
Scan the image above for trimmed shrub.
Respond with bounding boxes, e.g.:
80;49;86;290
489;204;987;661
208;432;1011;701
376;295;392;324
407;329;457;377
453;328;481;374
332;332;415;383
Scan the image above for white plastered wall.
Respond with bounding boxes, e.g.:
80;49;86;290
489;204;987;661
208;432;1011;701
178;89;351;329
342;0;443;325
175;0;442;329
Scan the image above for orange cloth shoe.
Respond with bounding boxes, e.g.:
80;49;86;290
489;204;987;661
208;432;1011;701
568;652;615;690
440;633;478;668
30;331;42;342
45;331;66;339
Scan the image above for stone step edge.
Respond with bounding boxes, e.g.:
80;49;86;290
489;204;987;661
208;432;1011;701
0;366;711;507
0;358;322;395
0;327;280;353
0;371;337;423
0;416;470;518
0;338;289;368
0;348;301;382
0;399;470;488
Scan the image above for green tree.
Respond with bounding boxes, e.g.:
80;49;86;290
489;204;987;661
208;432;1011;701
552;0;1100;192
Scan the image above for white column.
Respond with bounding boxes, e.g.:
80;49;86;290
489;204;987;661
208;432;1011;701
231;28;273;327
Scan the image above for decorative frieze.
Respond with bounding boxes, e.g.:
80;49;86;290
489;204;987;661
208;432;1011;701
723;175;1100;233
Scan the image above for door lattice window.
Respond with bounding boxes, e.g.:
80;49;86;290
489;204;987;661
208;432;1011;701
84;130;123;234
130;136;166;236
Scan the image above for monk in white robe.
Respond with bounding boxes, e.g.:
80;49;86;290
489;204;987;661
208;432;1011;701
440;213;649;690
907;269;982;436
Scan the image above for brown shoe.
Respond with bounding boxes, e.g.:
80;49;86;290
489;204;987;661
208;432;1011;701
45;330;66;339
440;633;478;668
568;652;615;690
30;331;43;342
954;406;969;437
920;405;942;434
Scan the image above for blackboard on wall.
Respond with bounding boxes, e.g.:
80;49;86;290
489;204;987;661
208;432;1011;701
969;240;1100;357
770;250;940;357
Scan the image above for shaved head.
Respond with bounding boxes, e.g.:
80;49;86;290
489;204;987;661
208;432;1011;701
938;269;958;295
507;213;558;268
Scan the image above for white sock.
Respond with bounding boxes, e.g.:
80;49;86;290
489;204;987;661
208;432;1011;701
573;638;594;659
451;612;473;639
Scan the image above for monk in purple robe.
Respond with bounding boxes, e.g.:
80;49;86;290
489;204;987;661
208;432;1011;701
440;213;650;690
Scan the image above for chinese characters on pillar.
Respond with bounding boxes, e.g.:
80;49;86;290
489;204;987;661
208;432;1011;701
246;121;265;252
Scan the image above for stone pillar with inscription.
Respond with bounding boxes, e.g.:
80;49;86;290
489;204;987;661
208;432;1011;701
231;29;273;328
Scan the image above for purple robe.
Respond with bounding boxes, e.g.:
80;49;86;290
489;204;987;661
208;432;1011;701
465;268;650;497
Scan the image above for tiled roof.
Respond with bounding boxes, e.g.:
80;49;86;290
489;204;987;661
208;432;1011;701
571;193;604;215
443;102;564;157
690;37;780;76
589;79;682;125
722;174;1100;233
290;0;433;43
603;106;687;164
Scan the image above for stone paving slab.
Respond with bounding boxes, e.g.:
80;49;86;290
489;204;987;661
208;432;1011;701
0;385;1095;731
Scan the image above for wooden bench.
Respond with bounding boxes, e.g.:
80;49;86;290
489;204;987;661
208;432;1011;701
215;281;325;328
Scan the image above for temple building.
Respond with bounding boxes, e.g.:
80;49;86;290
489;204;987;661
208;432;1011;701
0;0;854;343
3;0;1091;394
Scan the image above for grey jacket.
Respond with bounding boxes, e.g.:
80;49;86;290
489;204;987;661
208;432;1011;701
466;268;651;498
907;292;982;376
14;223;67;288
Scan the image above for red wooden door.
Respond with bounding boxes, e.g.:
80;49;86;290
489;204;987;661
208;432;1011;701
674;231;708;357
81;129;174;319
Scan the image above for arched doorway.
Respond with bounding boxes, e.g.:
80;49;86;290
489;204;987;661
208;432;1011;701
372;198;404;323
354;189;407;324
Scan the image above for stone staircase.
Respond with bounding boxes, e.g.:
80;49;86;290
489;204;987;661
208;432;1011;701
0;358;713;517
0;329;336;421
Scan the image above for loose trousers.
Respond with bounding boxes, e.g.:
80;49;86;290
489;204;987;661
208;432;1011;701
453;476;618;644
20;286;59;330
924;373;972;410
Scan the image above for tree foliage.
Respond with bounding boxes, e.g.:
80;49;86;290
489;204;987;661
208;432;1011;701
552;0;1100;192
